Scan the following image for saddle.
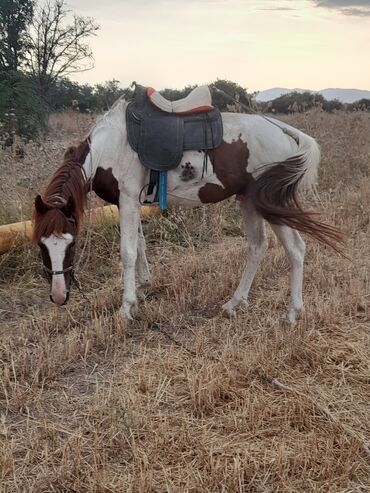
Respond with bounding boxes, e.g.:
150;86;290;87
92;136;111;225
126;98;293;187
126;84;223;172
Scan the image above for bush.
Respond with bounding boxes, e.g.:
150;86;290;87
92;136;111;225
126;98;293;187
93;80;126;112
210;79;253;111
161;79;254;112
0;71;45;139
45;78;96;112
322;98;343;112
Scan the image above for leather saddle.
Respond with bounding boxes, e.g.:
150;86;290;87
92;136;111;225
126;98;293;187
126;84;223;172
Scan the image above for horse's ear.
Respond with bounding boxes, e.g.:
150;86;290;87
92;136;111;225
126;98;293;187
34;195;50;215
62;196;74;217
64;146;77;161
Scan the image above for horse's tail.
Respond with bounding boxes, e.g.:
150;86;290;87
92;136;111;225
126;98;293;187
250;133;343;252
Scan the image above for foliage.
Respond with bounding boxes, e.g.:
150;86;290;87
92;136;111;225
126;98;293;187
210;79;254;111
0;0;34;71
0;69;44;137
351;98;370;110
45;79;129;112
160;84;197;101
161;79;254;111
267;91;346;114
270;91;319;113
93;79;126;111
322;98;343;112
46;77;95;112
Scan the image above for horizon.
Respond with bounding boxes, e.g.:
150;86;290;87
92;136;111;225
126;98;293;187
67;0;370;92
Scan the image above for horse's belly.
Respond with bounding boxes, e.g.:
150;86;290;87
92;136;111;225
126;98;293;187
167;151;228;206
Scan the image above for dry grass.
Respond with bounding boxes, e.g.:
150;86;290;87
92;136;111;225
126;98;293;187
0;109;369;492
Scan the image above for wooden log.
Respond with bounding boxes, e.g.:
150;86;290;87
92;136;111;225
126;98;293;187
0;205;159;254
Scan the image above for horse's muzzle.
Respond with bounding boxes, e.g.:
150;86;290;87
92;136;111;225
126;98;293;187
50;291;70;306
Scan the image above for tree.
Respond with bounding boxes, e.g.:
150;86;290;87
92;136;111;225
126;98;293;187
322;98;343;113
93;79;126;111
270;91;318;114
0;0;34;71
46;77;95;111
25;0;99;95
160;84;197;102
211;79;253;111
0;70;44;137
160;80;254;112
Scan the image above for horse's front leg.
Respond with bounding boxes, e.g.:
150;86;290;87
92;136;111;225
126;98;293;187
136;221;151;289
119;193;141;320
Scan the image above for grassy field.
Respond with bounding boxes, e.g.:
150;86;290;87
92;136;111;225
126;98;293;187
0;109;369;492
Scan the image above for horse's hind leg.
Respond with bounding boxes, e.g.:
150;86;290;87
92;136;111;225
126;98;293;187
222;198;268;316
270;224;305;325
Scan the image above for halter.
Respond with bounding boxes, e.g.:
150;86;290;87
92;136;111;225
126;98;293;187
43;264;75;276
41;216;77;279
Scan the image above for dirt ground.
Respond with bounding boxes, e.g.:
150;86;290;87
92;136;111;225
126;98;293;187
0;109;369;492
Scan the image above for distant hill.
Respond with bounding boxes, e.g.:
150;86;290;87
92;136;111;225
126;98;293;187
256;87;370;103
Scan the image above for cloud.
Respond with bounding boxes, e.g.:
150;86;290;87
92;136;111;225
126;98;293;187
313;0;370;15
316;0;370;5
257;7;297;11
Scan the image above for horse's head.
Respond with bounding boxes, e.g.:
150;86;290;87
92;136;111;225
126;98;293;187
33;194;78;305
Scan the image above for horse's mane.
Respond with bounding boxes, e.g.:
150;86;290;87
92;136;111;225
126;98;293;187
32;139;90;243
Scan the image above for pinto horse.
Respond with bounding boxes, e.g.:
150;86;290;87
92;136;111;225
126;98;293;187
33;97;341;323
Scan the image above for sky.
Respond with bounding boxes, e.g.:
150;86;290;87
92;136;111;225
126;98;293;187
67;0;370;92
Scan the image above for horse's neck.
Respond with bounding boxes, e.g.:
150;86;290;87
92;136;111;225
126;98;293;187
82;151;94;182
82;99;129;181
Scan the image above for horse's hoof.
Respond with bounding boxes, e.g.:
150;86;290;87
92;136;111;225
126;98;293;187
285;306;302;326
222;298;248;318
119;307;133;321
222;300;237;318
120;301;138;321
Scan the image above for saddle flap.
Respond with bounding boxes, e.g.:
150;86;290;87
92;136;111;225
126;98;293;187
183;109;223;150
138;115;184;171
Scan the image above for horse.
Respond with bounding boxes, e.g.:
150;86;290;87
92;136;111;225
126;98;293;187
32;93;342;324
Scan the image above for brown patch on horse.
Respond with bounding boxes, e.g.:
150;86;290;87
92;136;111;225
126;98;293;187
198;137;251;203
32;139;90;243
92;167;119;206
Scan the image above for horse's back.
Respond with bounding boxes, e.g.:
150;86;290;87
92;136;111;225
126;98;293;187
220;112;317;177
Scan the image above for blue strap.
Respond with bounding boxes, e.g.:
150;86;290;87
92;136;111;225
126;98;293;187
158;171;168;210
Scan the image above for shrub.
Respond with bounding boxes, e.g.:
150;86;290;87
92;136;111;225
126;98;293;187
0;71;45;139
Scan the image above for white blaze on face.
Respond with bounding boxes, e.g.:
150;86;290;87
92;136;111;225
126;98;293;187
41;233;73;305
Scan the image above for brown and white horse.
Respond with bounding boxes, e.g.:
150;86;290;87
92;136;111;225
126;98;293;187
33;98;341;323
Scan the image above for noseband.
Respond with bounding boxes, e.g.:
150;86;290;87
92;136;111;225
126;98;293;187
43;264;75;276
41;216;77;281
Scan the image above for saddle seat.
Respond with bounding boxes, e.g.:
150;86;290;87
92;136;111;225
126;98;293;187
147;86;214;114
